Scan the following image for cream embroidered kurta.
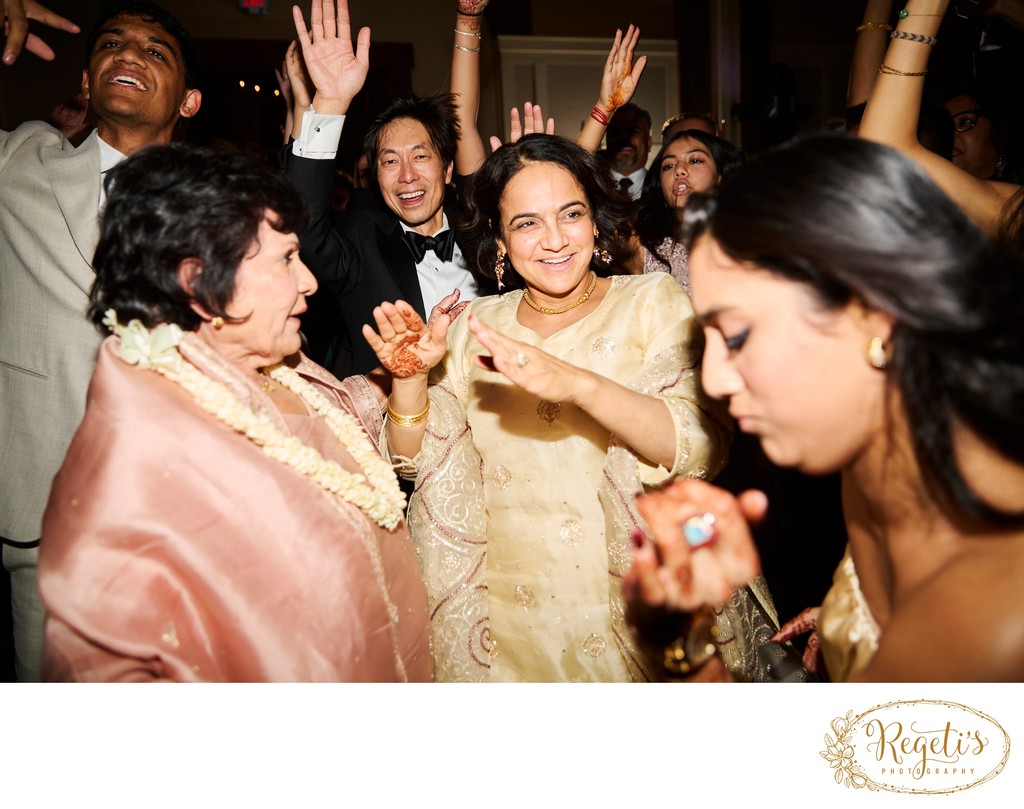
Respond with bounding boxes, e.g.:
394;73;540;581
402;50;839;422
408;274;733;681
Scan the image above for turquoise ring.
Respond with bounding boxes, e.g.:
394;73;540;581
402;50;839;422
682;512;717;550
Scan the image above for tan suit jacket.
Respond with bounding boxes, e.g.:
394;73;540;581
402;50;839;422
0;122;104;541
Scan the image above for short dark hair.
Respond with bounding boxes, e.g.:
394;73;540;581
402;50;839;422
610;102;652;134
363;91;459;173
682;133;1024;525
458;134;635;288
636;129;745;267
86;1;204;91
90;143;309;332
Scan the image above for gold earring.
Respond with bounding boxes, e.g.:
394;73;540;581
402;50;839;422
591;227;611;265
211;316;225;330
494;245;507;291
867;336;888;369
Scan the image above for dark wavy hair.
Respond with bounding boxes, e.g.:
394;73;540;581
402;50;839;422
89;143;309;331
682;133;1024;525
86;0;204;91
635;129;745;267
363;90;459;173
458;134;635;289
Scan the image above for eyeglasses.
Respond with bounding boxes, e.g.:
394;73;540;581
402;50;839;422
950;108;984;132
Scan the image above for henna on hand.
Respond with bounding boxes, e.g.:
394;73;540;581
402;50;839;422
771;605;820;644
457;0;489;16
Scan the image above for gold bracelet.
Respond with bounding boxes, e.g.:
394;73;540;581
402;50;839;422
855;22;892;32
878;64;928;76
386;398;430;428
662;608;719;678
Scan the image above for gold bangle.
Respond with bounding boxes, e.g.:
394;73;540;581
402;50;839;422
878;64;928;76
662;608;719;678
855;22;892;32
386;398;430;428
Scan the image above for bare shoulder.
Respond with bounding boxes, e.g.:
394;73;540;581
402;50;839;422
862;536;1024;681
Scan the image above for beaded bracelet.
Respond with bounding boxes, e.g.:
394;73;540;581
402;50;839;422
387;398;430;428
855;21;892;32
590;106;610;126
878;64;928;76
891;29;938;45
453;43;481;53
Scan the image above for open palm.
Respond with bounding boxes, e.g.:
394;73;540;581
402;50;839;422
292;0;370;104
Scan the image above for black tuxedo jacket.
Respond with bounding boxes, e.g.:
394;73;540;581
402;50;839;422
282;147;493;376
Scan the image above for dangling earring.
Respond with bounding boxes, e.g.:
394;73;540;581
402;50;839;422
494;245;507;291
995;156;1007;179
211;316;225;330
592;227;612;265
866;336;889;369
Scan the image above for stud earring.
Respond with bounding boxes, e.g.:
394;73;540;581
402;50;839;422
211;316;225;330
867;336;888;369
494;245;507;291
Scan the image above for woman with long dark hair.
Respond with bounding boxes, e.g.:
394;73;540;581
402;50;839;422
629;129;745;290
624;134;1024;681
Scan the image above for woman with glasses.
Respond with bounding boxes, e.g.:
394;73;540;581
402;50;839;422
942;84;1017;182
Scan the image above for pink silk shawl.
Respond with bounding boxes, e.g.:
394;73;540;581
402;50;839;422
39;335;432;682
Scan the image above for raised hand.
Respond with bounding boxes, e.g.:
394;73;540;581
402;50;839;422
291;0;370;112
622;479;763;614
487;102;555;152
281;40;312;109
457;0;490;14
363;291;465;379
597;25;647;117
2;0;80;65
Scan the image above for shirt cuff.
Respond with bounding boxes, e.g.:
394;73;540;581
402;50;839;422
291;108;345;159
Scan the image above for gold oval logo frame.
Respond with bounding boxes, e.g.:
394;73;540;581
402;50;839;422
821;699;1010;794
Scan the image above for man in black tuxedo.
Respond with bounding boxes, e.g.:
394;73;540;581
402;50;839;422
284;0;485;376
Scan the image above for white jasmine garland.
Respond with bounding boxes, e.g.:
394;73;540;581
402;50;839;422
103;310;406;531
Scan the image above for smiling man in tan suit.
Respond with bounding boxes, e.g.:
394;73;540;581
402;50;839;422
0;0;202;680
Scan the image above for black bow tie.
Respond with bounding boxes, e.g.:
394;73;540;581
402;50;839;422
403;229;455;263
618;177;633;189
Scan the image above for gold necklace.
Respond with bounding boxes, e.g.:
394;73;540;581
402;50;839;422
522;272;598;315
